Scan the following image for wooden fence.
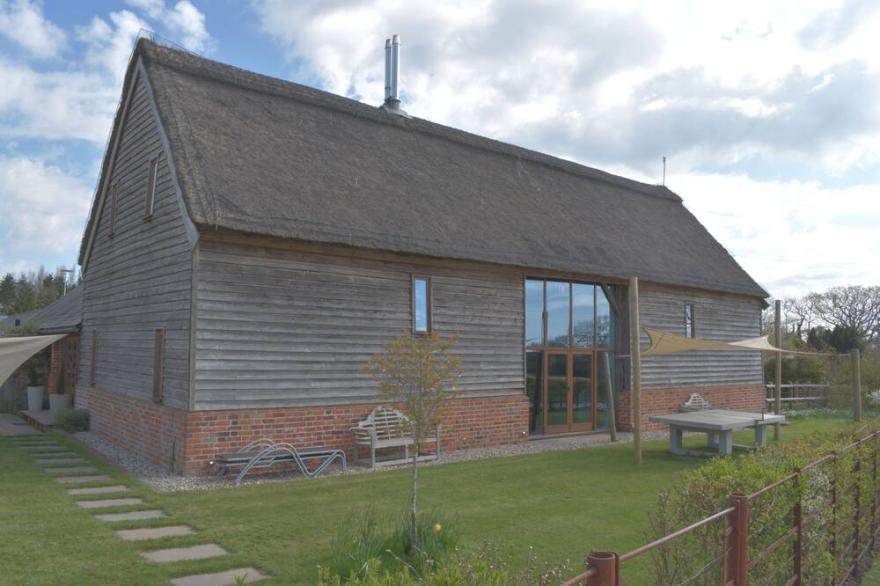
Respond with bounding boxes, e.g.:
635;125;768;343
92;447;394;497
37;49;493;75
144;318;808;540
765;383;830;410
562;430;880;585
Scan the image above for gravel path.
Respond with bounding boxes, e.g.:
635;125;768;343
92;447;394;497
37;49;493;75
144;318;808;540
74;429;673;492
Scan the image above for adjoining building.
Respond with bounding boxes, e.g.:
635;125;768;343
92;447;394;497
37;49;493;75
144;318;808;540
76;39;767;475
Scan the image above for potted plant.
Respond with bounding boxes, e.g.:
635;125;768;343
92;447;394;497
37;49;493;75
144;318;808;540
26;361;44;411
49;360;71;413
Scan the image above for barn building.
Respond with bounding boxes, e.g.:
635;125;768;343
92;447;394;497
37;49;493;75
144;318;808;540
76;39;767;475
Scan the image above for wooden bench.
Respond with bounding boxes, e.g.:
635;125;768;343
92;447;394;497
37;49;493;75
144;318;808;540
351;406;441;467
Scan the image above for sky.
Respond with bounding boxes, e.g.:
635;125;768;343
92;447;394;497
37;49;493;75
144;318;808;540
1;0;878;298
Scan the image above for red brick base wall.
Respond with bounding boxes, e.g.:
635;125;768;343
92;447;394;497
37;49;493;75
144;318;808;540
615;384;766;431
182;394;529;475
76;385;187;473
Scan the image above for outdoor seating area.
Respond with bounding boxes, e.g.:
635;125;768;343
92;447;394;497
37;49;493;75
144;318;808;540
649;409;786;456
351;406;441;467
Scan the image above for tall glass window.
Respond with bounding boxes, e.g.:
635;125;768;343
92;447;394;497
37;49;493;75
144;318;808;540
545;281;570;347
572;283;595;347
525;279;544;348
413;277;430;333
684;303;695;338
596;287;615;347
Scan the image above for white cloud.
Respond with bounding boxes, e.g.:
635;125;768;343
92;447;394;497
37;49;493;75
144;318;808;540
0;0;66;58
0;156;91;267
78;10;148;85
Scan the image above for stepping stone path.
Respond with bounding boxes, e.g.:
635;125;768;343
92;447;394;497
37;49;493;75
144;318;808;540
16;437;269;585
94;510;166;522
55;475;113;484
141;543;228;563
170;568;268;586
76;498;144;509
44;466;98;474
67;485;130;495
116;525;194;541
36;457;88;465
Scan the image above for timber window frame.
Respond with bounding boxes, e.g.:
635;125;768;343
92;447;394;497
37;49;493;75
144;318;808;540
153;328;165;403
684;303;696;338
412;276;432;335
144;158;159;219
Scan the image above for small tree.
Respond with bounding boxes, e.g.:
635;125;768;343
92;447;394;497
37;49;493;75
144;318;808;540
363;332;462;554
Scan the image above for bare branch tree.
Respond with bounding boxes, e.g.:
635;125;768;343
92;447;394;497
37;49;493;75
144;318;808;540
808;286;880;341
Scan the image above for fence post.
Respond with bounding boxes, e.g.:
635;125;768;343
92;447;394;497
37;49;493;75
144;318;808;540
872;433;878;552
831;451;838;578
793;469;802;585
727;492;749;586
586;551;619;586
853;455;862;580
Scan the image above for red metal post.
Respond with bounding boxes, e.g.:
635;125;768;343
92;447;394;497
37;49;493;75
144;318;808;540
853;456;862;579
586;551;619;586
727;492;749;586
831;452;838;575
872;434;878;552
793;469;802;585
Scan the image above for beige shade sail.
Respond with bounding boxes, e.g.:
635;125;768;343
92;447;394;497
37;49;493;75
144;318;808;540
0;335;65;384
642;328;833;356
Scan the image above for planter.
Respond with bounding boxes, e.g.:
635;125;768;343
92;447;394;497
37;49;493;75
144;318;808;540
49;393;71;414
26;386;44;411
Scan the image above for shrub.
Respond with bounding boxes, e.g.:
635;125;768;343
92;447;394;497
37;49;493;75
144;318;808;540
649;421;880;585
59;409;89;432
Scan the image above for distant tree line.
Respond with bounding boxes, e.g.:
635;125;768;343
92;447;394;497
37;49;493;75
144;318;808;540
0;267;79;316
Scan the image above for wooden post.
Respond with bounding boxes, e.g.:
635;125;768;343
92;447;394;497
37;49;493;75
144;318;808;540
629;277;642;465
852;349;862;422
727;492;749;586
604;352;617;442
774;299;782;441
586;552;619;586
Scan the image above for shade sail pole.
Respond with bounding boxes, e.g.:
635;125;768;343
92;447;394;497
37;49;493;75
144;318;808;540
629;277;642;464
774;299;782;441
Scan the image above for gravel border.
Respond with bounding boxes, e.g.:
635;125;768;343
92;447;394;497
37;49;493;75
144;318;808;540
73;428;674;492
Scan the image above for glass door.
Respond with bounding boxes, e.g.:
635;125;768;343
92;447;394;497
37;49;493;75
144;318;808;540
543;351;595;433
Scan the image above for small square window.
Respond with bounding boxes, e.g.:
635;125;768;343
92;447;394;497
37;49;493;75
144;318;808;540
144;158;159;218
684;303;695;338
412;276;432;334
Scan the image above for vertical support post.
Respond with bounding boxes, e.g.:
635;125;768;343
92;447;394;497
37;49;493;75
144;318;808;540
603;352;617;442
872;433;878;552
831;452;838;575
629;277;642;465
586;551;619;586
774;299;782;441
793;469;802;585
852;349;862;422
853;456;861;579
727;492;749;586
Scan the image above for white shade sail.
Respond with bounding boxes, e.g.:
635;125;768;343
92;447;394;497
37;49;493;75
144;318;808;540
642;328;833;357
0;335;65;384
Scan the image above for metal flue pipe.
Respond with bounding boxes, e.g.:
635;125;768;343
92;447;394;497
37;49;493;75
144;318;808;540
384;38;391;100
390;34;400;101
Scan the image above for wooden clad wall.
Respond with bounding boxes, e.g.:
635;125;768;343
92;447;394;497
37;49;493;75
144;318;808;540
79;74;193;410
639;284;763;388
192;238;524;411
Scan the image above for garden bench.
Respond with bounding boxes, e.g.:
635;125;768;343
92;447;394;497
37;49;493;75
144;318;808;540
210;439;347;485
351;406;440;467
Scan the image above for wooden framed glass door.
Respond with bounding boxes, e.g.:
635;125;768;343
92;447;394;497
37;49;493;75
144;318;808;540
543;350;595;433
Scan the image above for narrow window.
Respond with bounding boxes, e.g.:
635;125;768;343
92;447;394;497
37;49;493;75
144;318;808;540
144;158;159;218
109;183;119;236
412;277;431;334
153;328;165;403
684;303;695;338
90;330;97;385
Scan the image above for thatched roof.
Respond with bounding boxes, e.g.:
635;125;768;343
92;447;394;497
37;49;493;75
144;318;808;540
81;39;766;298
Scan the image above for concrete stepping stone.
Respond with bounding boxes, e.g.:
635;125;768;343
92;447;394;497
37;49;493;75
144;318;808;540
94;510;166;522
44;466;98;474
76;498;143;509
35;457;88;465
170;567;268;586
55;475;112;484
140;543;227;563
67;485;130;495
116;525;195;541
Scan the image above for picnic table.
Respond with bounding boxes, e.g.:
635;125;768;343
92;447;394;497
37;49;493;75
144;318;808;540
648;409;785;456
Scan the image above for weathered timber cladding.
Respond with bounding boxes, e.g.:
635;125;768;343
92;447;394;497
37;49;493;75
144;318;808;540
193;238;524;410
79;74;192;410
639;284;763;388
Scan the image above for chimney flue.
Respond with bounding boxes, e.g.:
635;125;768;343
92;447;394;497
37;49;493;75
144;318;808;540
381;34;408;117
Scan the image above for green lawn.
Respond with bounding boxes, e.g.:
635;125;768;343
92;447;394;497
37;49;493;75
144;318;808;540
0;416;857;585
